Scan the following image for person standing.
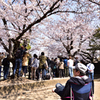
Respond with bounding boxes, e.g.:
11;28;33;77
51;58;56;77
63;57;68;77
2;55;10;80
74;57;79;66
86;61;95;80
38;52;47;80
22;52;29;77
0;52;5;79
13;46;27;78
67;56;74;77
58;58;64;78
86;61;95;94
28;54;32;79
31;54;39;80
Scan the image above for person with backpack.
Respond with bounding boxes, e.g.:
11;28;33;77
38;52;47;80
86;61;95;94
86;61;95;80
2;54;10;80
50;58;56;77
13;46;27;78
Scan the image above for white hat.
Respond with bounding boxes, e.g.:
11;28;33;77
74;63;87;74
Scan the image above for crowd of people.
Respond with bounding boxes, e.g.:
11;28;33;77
0;48;96;100
0;47;95;81
52;56;95;100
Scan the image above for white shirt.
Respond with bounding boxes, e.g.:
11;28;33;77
67;59;74;67
87;63;95;73
31;58;39;68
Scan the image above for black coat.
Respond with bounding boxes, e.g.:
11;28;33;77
2;58;10;67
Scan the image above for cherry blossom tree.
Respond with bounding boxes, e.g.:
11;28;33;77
0;0;99;61
0;0;71;61
40;15;96;58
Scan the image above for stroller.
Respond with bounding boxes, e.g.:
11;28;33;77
43;67;53;80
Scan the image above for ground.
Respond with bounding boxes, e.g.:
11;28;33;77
94;81;100;100
0;78;99;100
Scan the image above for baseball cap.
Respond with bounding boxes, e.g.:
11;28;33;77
74;63;87;74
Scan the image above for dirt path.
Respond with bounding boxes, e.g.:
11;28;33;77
0;81;100;100
94;81;100;100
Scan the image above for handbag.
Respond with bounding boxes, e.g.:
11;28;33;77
53;66;57;69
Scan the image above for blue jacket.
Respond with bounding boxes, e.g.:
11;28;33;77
63;59;68;67
55;76;92;100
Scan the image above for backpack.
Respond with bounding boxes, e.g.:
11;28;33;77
15;49;21;58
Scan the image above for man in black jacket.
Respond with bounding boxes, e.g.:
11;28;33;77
52;63;93;100
2;55;10;80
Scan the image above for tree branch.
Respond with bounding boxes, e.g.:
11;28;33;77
88;0;100;6
15;0;62;41
0;38;9;52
